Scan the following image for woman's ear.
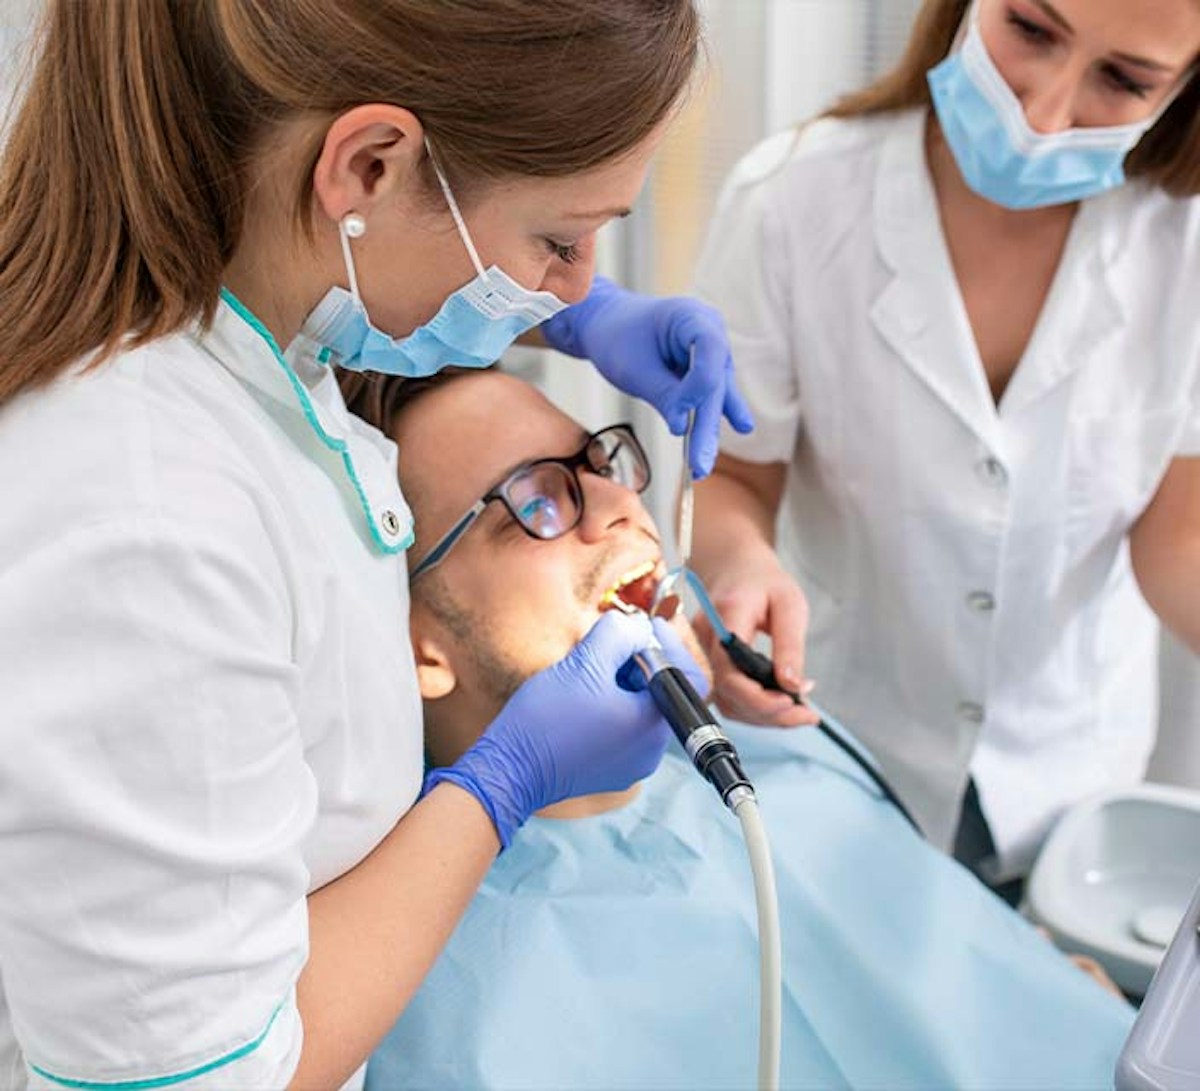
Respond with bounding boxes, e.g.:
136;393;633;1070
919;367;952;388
412;623;458;701
311;103;426;225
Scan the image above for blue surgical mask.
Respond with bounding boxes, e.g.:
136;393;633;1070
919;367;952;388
927;6;1173;210
303;142;567;377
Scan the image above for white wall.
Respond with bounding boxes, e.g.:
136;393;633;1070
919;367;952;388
1150;634;1200;789
1;0;40;137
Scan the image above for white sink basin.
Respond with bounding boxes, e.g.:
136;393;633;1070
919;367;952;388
1026;784;1200;996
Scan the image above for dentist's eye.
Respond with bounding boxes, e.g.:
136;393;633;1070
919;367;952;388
1006;9;1053;45
544;238;582;264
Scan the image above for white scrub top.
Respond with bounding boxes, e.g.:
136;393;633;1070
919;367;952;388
697;109;1200;874
0;293;424;1088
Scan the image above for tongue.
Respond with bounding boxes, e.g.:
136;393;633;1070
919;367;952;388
615;575;680;621
616;573;657;613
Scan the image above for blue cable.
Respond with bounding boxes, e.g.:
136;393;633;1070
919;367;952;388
685;569;732;643
679;569;922;836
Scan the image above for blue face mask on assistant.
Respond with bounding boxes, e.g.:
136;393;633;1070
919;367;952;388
302;142;568;377
927;6;1175;211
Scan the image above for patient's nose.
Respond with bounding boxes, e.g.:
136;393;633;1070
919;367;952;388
576;472;645;541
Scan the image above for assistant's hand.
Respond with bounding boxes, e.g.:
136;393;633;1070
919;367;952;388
423;611;672;849
540;276;754;478
693;550;819;729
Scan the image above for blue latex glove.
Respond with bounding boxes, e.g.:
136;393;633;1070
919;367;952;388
540;276;755;479
423;612;679;849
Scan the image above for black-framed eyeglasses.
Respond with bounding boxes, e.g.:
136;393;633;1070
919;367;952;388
410;423;651;581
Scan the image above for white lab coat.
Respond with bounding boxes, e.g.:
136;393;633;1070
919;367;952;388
0;294;423;1088
696;109;1200;875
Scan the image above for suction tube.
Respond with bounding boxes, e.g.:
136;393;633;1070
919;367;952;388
634;643;754;811
634;638;781;1091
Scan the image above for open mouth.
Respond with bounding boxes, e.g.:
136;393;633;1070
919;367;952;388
599;561;678;619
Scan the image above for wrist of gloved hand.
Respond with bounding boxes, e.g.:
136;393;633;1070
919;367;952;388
422;734;537;851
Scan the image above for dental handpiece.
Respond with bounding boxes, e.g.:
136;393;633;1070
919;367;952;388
634;637;755;812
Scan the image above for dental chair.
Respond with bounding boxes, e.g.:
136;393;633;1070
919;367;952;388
1115;876;1200;1089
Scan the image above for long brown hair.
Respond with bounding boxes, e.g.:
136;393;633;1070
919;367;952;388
825;0;1200;198
0;0;700;406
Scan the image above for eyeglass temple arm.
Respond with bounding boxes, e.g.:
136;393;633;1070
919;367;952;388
410;500;487;580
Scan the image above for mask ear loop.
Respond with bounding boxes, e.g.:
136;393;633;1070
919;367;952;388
336;137;488;314
424;136;489;281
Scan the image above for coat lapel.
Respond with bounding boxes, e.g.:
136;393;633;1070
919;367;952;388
997;192;1130;420
870;112;1005;454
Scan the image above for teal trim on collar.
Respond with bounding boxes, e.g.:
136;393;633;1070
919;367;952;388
218;288;413;555
29;1003;283;1090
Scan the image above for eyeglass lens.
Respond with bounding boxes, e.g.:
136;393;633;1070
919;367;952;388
589;429;649;491
504;467;581;540
501;427;648;541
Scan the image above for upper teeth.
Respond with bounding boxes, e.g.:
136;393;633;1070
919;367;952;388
607;561;655;598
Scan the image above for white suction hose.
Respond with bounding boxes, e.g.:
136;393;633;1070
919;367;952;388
734;794;782;1091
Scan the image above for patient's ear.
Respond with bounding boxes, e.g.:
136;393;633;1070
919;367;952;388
412;628;458;700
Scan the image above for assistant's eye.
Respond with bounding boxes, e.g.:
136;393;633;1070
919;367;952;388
544;237;582;264
1006;9;1053;45
1101;63;1152;99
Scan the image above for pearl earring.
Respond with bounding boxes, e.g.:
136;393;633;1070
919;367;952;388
342;212;367;238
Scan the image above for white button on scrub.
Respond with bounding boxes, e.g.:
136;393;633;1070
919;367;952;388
957;701;986;725
976;457;1008;488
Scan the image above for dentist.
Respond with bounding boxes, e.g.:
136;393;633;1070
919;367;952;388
692;0;1200;897
0;2;744;1088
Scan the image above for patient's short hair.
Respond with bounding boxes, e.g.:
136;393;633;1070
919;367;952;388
337;366;490;437
338;366;498;603
340;366;526;702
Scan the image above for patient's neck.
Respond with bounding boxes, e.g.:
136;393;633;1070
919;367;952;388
536;786;642;819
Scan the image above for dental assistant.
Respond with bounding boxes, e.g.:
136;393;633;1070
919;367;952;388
692;0;1200;892
0;2;749;1088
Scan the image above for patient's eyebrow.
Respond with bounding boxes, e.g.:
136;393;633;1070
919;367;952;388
483;427;593;490
478;426;595;538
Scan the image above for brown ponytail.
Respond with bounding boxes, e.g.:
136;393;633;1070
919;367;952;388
0;0;700;406
0;1;248;405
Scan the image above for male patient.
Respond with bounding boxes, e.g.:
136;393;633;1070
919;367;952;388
345;369;1132;1091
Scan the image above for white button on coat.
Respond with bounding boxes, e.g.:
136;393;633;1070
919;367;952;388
697;110;1200;875
0;295;423;1088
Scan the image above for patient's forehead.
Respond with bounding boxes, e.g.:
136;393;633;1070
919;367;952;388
395;371;585;552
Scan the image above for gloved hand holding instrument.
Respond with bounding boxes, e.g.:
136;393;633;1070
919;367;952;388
424;610;696;850
541;275;755;479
